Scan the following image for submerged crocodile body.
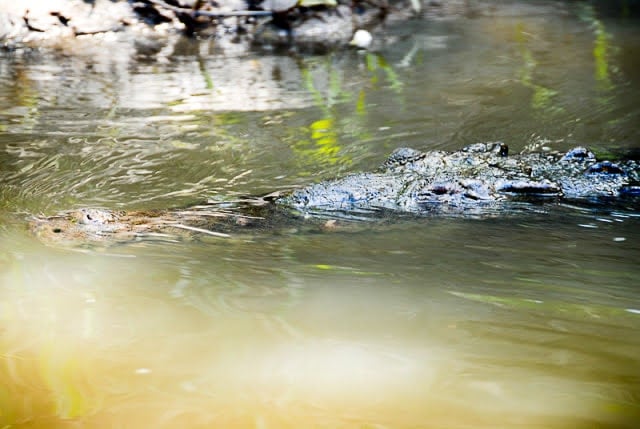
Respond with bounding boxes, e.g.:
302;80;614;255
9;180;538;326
30;143;640;246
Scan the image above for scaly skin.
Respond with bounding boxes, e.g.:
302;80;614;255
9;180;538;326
280;143;639;214
29;143;640;246
29;204;269;246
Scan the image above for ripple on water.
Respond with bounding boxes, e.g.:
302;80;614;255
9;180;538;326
1;4;640;427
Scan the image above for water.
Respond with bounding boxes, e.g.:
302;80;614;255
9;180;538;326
1;1;640;427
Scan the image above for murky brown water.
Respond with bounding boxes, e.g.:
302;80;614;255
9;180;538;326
1;2;640;428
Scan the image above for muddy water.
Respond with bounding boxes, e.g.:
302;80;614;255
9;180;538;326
1;2;640;428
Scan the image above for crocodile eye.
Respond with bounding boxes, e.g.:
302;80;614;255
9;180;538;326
294;195;309;206
562;147;596;162
585;161;626;176
86;214;93;221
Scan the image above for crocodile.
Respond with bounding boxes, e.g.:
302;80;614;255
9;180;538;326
29;143;640;246
280;142;640;214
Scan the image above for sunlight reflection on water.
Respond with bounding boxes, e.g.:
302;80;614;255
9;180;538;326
1;219;639;428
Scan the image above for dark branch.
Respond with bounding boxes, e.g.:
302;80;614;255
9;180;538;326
146;0;273;18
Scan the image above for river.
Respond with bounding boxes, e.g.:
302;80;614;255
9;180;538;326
1;1;639;428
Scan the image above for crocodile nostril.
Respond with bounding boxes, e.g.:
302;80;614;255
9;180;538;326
52;228;62;233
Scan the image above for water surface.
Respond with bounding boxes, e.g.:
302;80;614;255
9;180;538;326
1;2;640;428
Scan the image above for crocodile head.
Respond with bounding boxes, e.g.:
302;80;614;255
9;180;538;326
29;208;134;246
282;144;640;215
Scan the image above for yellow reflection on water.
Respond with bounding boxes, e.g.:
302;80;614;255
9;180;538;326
514;23;563;114
1;234;638;428
578;4;616;91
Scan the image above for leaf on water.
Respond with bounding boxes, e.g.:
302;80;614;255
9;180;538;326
314;264;333;270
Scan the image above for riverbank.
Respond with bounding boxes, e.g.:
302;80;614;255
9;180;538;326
0;0;490;53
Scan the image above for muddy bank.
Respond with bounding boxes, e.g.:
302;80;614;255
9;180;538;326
0;0;488;53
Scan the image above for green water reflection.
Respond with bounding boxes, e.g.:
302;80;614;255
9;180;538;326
578;3;617;91
515;22;563;114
